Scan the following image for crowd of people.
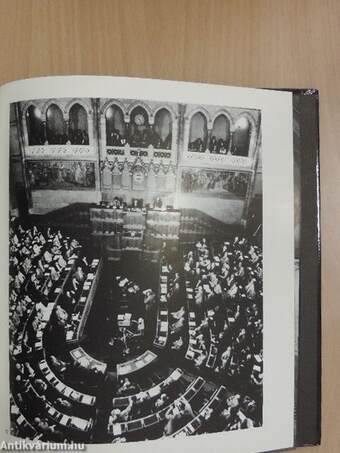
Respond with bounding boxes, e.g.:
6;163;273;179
189;136;230;154
188;137;208;153
183;237;263;423
109;376;184;430
9;221;81;355
9;215;263;441
9;221;94;441
44;128;89;146
68;128;89;145
202;392;259;434
188;135;250;157
106;126;172;150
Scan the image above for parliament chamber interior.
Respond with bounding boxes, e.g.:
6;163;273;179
9;96;263;443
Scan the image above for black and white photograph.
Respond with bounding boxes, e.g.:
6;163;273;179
8;93;264;444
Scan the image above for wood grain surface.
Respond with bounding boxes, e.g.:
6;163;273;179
0;0;338;451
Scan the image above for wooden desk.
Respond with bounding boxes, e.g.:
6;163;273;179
116;350;157;377
70;346;107;374
172;386;228;437
153;264;170;348
1;1;338;451
112;368;183;408
66;258;102;343
108;376;205;436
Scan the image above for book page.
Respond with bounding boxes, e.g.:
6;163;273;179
0;76;294;453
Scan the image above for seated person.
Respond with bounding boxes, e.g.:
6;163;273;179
155;393;170;410
50;266;60;283
73;265;85;284
131;393;153;418
50;355;68;374
55;397;73;413
109;399;133;424
171;336;184;351
34;378;47;397
153;197;163;209
116;378;138;396
43;249;53;264
163;399;194;436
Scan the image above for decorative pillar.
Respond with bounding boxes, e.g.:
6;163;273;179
92;98;102;199
100;115;107;158
182;116;191;155
148;116;154;151
16;104;32;211
87;110;95;147
21;112;29;147
42;118;48;145
241;116;262;229
124;113;130;148
173;104;186;208
171;114;178;153
62;111;69;144
248;119;258;158
207;122;213;153
64;115;70;143
228;124;235;154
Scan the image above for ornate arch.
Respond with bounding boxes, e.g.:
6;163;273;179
22;101;41;119
186;107;211;125
126;100;153;118
233;111;257;132
232;111;258;158
64;98;92;116
152;105;176;121
100;99;126;116
41;99;64;119
22;102;44;146
211;109;233;127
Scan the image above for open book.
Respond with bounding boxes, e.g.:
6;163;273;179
1;76;320;453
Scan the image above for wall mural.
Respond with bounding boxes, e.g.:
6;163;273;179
26;160;96;190
181;168;250;198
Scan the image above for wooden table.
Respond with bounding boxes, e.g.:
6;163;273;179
116;350;157;377
0;1;338;451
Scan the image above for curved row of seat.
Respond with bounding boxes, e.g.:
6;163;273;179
10;224;100;440
10;222;261;443
108;376;206;437
65;259;102;343
153;264;171;348
10;395;38;440
171;385;227;437
112;368;183;408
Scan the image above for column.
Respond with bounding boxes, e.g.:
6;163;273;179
42;119;47;145
228;125;234;154
87;110;95;147
21;113;29;147
171;115;177;152
207;123;213;153
241;116;262;228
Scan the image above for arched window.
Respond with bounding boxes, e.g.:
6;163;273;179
46;104;66;145
153;108;172;149
106;105;126;146
210;115;230;154
189;112;208;152
26;105;44;145
129;106;151;148
69;103;89;145
232;117;251;156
